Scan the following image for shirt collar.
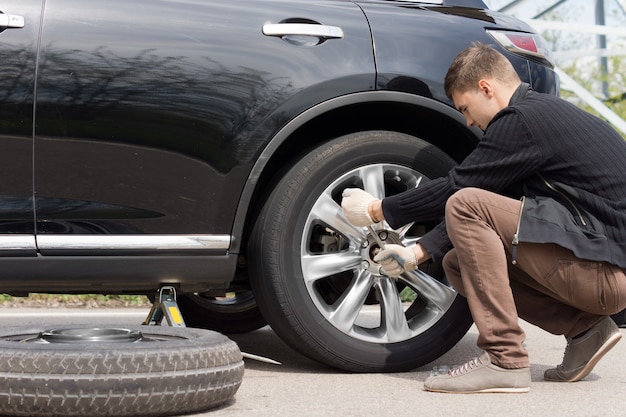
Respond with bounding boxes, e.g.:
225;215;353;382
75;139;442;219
509;82;531;106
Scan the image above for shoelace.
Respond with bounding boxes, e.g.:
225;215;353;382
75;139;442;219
448;356;485;377
556;339;573;367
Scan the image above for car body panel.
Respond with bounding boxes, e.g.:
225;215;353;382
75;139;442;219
32;0;375;239
362;3;557;98
0;0;41;255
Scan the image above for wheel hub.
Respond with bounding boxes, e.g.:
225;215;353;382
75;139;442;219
37;328;145;343
359;228;402;276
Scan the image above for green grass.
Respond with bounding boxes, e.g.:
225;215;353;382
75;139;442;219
400;287;418;302
2;291;417;306
0;293;150;307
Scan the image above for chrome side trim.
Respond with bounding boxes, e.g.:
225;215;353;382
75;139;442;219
0;235;37;251
36;235;231;252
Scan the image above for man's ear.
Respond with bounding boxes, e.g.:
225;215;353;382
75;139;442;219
478;79;494;97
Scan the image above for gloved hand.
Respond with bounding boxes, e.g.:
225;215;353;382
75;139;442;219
374;244;418;277
341;188;379;227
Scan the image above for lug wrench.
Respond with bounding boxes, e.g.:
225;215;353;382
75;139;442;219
367;225;386;249
367;225;390;276
368;225;414;278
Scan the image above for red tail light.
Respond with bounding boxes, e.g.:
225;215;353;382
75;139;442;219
504;33;538;53
487;29;553;67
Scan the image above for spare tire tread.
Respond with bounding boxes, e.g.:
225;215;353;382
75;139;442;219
0;325;244;417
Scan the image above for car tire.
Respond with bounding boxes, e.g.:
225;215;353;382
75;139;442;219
177;292;267;333
249;130;473;372
0;325;244;417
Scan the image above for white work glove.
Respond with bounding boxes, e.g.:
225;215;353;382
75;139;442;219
341;188;378;227
374;244;418;277
341;188;379;227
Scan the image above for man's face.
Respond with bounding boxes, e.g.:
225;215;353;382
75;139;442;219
451;82;501;132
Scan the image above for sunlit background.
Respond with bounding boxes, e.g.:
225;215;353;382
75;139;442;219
485;0;626;136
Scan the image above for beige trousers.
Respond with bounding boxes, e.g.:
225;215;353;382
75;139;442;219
442;188;626;369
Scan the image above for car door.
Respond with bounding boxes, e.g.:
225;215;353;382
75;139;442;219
0;2;40;256
32;0;375;255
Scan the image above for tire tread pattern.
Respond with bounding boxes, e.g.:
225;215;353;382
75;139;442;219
0;326;244;417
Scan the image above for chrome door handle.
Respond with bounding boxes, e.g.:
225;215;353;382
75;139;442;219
0;13;25;29
263;23;343;39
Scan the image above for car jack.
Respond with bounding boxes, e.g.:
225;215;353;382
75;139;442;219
143;285;282;365
144;286;186;327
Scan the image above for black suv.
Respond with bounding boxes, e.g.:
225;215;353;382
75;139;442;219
1;0;560;371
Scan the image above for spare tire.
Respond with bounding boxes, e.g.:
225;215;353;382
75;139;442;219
0;325;244;417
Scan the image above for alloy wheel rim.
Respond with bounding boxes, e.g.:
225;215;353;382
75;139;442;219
301;163;457;343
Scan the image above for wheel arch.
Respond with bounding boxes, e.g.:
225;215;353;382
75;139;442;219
231;91;480;256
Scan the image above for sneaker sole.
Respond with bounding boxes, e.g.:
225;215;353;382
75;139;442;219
553;331;622;383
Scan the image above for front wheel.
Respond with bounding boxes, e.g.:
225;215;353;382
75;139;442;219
249;130;473;372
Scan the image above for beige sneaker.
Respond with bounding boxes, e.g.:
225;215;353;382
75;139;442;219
423;352;530;394
544;316;622;382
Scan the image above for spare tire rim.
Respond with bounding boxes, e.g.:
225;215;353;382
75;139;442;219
37;328;145;343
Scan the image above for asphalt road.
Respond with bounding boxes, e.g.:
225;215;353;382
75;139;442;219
0;308;624;417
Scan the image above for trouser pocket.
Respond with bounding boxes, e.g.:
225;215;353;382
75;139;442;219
544;260;624;315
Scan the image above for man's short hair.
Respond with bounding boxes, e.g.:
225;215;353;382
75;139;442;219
444;43;521;99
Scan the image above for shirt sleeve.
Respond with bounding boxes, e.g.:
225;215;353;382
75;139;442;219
417;220;452;264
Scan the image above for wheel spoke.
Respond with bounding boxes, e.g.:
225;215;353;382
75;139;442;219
359;165;386;199
309;191;365;242
328;270;375;332
395;222;416;240
400;269;457;312
377;278;412;342
400;235;421;247
301;251;362;283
